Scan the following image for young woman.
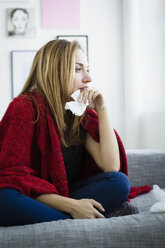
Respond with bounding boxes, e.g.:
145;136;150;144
0;39;138;226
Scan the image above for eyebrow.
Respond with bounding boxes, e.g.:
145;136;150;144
75;62;89;68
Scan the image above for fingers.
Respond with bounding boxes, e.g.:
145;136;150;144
77;89;90;104
90;199;105;218
92;90;100;101
74;198;105;219
94;210;105;218
91;199;105;212
77;88;100;104
83;90;89;104
77;91;85;102
88;90;99;103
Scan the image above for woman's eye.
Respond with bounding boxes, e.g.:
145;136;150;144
75;68;82;72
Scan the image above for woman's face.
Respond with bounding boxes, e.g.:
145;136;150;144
11;10;29;34
72;49;92;94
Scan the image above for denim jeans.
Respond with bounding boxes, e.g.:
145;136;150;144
0;172;130;226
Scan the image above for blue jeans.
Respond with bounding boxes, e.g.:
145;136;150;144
0;172;130;226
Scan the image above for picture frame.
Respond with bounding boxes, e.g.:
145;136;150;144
57;35;89;60
7;8;36;38
11;50;37;98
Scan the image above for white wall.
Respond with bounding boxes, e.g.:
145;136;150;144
123;0;165;151
0;0;125;141
0;0;165;151
139;0;165;151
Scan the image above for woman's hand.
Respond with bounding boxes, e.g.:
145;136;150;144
70;198;105;219
77;88;105;111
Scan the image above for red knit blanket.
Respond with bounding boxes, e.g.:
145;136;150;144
0;92;152;199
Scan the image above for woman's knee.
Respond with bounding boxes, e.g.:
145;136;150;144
104;171;130;199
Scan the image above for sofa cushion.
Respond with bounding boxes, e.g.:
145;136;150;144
0;212;164;248
131;188;165;213
127;150;165;188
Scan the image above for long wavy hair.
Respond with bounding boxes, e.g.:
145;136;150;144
19;39;86;147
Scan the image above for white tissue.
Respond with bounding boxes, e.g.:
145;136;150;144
65;90;89;116
150;201;165;213
151;185;165;201
149;185;165;213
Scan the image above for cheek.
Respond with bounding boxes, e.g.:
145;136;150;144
72;77;79;93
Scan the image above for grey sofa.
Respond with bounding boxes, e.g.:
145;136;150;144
0;149;165;248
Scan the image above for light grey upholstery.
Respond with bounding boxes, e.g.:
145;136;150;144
127;149;165;187
0;150;165;248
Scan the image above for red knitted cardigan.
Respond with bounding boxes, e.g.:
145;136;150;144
0;92;152;199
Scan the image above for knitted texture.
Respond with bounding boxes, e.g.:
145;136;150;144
0;93;68;198
0;92;152;199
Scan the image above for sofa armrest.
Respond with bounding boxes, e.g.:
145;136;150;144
126;149;165;188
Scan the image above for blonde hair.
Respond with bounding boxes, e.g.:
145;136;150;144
19;39;86;147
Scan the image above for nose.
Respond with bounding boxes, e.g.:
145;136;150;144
82;71;92;84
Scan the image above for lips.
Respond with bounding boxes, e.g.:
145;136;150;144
80;86;88;91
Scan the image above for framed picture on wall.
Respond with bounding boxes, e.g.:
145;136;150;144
11;50;37;98
57;35;89;60
7;8;36;38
